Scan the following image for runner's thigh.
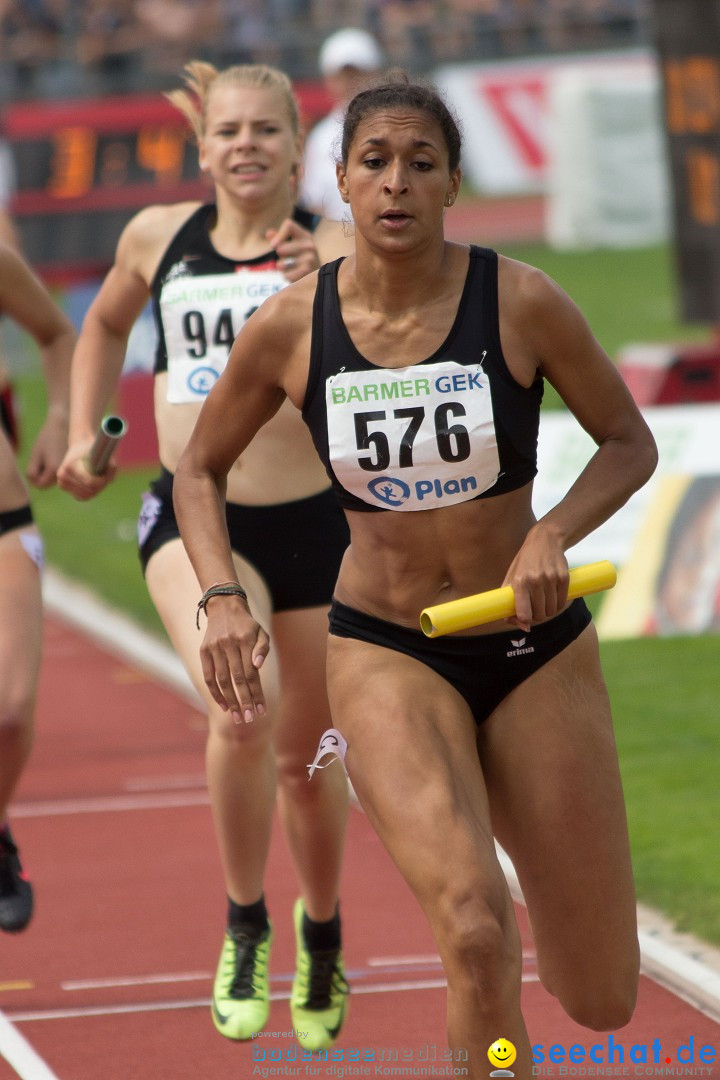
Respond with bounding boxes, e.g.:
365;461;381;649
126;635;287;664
327;635;508;915
477;622;638;1001
271;604;334;759
0;530;43;704
145;538;280;716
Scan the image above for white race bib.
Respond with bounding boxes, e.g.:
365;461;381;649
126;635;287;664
161;269;287;403
326;360;500;511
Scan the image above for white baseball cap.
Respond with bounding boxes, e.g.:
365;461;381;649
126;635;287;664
319;28;384;76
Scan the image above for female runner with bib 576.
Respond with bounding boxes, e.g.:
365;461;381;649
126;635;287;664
58;62;354;1050
172;73;658;1078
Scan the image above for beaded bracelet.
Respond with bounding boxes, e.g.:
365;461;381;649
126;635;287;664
196;583;249;629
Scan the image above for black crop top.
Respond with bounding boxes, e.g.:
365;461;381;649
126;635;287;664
150;203;319;401
302;245;544;513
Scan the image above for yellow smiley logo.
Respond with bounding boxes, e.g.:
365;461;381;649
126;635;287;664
488;1038;517;1069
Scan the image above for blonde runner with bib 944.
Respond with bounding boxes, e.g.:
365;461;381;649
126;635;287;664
58;60;355;1052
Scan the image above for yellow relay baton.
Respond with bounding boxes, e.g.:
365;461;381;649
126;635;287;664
419;560;617;638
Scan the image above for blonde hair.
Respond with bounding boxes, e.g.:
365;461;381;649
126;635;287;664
166;60;300;143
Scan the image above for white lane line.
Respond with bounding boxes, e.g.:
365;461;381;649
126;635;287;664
639;931;720;1022
12;791;210;818
61;953;536;994
61;972;211;992
8;975;540;1024
349;976;541;993
0;1011;61;1079
123;775;207;793
367;954;441;967
60;959;532;992
366;949;536;967
10;999;211;1023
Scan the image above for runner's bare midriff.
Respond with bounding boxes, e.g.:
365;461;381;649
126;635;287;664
154;374;330;505
335;483;537;633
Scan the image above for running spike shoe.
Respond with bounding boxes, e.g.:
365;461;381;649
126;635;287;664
290;898;349;1050
211;923;272;1040
0;825;33;933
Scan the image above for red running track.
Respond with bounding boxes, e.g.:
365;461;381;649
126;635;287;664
1;613;718;1080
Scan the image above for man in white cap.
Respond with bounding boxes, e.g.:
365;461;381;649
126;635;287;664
300;27;384;221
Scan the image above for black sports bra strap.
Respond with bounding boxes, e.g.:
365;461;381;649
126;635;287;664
459;246;502;360
304;260;338;413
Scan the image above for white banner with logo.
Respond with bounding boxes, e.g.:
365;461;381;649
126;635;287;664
433;50;654;196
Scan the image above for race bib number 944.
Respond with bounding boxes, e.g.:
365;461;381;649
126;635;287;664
326;360;500;511
161;269;287;404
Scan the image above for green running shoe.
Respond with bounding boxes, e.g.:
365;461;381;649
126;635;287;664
290;899;349;1051
211;923;272;1040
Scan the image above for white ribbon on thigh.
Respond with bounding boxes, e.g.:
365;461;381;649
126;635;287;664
307;728;348;780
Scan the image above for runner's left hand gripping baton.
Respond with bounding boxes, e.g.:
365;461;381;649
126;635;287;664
419;560;617;638
85;415;128;476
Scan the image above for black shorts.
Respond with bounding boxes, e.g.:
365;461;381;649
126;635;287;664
328;597;592;725
0;505;33;537
138;468;349;612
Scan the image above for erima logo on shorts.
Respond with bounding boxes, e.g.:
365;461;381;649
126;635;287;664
507;636;535;657
367;474;478;507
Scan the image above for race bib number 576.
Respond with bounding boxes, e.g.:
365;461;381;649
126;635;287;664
326;360;500;511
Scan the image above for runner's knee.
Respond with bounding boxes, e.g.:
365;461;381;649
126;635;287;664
435;886;522;994
556;970;638;1031
276;747;346;807
275;749;313;795
208;708;274;752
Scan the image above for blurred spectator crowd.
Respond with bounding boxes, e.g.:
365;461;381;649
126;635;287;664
1;0;650;101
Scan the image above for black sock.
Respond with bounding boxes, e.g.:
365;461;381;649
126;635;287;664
227;895;269;934
302;904;341;952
